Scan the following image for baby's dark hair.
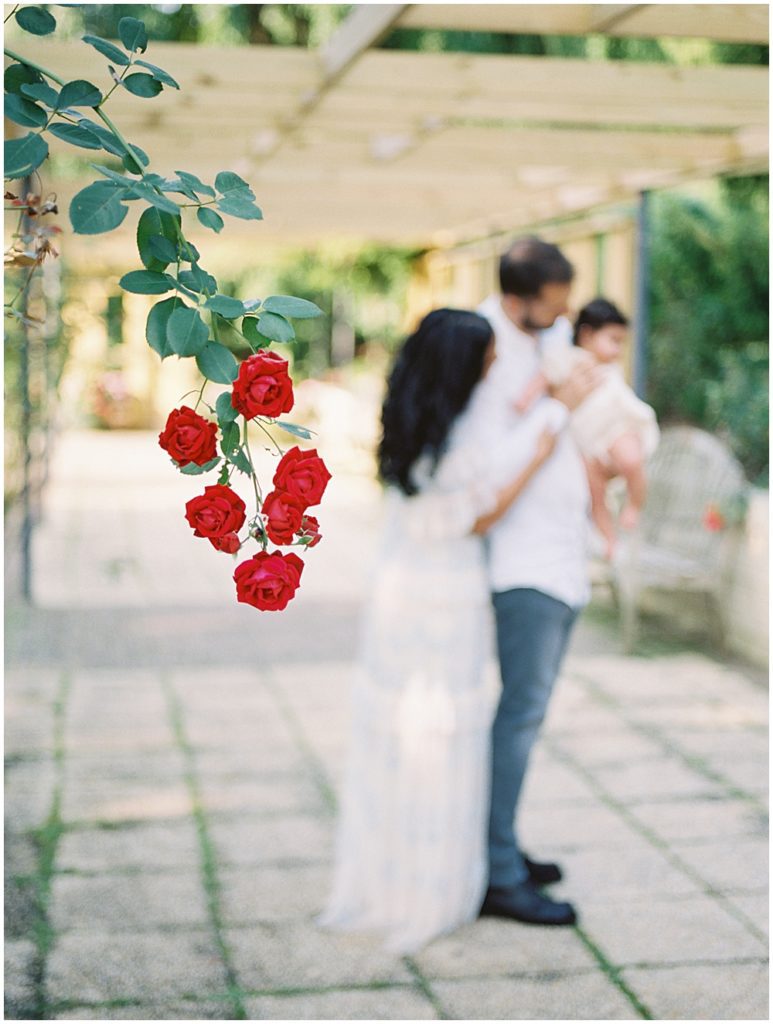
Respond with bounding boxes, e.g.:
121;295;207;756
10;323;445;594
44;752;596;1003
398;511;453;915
573;297;629;345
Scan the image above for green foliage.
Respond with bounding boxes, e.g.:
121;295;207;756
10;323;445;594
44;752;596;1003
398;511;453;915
5;10;322;443
15;6;56;36
648;182;769;483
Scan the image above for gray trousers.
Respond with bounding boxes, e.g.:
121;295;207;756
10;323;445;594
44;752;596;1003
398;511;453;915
488;587;578;889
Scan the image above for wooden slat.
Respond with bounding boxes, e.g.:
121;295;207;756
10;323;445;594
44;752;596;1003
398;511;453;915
328;51;767;129
397;4;769;44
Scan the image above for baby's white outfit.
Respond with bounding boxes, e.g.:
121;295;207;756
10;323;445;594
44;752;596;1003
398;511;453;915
541;347;660;466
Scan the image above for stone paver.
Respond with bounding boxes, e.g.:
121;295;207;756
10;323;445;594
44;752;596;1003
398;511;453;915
621;961;769;1020
5;429;769;1021
432;973;641;1020
45;931;229;1004
50;871;210;933
244;987;439;1020
227;922;414;989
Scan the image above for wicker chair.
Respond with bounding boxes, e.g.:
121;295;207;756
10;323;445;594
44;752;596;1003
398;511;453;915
612;426;748;653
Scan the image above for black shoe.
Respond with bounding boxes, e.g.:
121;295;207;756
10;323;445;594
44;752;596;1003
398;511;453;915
523;853;563;886
479;881;577;926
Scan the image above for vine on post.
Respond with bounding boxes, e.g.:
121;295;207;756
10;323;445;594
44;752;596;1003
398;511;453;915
4;7;331;611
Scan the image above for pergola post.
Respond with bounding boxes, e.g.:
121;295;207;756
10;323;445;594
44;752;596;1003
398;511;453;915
633;189;651;400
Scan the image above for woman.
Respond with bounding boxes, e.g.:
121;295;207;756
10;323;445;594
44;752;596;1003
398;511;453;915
319;308;561;953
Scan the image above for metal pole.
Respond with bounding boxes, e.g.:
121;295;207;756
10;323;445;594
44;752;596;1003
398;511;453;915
633;189;650;399
16;175;34;602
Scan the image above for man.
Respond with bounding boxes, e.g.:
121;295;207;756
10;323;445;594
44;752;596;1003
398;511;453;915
470;236;597;926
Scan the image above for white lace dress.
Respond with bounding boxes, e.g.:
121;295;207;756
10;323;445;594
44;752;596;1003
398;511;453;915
319;402;553;954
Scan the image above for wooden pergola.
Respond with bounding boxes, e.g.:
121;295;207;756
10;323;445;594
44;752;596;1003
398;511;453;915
17;3;768;258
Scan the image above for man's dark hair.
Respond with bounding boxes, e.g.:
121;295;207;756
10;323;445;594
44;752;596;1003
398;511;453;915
499;236;574;298
573;297;629;345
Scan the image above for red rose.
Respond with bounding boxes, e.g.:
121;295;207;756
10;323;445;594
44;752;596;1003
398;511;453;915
272;447;331;507
159;406;218;467
210;532;241;554
262;490;305;546
234;550;304;611
299;514;322;548
231;350;294;420
185;484;246;539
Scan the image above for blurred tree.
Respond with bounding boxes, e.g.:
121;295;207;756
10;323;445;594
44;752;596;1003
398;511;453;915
648;179;769;483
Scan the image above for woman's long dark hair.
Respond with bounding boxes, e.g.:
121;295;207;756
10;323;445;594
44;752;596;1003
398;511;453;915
378;308;493;495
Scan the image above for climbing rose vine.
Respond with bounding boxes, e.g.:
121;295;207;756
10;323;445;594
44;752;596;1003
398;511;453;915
4;9;330;610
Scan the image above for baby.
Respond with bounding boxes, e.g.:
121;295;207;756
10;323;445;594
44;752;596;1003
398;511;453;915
516;298;659;559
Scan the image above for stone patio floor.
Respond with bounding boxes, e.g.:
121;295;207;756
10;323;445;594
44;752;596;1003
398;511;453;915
5;430;769;1021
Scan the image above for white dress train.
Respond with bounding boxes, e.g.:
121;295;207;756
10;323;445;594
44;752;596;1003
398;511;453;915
319;402;555;954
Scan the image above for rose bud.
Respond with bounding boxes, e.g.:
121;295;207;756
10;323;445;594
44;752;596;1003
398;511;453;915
299;514;321;548
209;532;241;554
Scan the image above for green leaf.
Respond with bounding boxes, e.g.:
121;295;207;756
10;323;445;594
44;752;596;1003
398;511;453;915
145;296;181;358
205;295;244;319
179;457;220;476
82;34;131;65
148;235;178;265
20;82;59;107
197;342;239;385
15;6;56;35
4;93;47;128
167;306;209;357
215;171;253;198
228;447;253;475
47;121;102;149
262;295;324;319
125;182;181;216
5;133;49;180
197;207;224;233
162;178;198;202
179;264;217;296
240;317;263;349
69;180;128;234
258;311;295;343
119;270;175;295
122;145;150;174
122;73;163;99
135;60;180;89
177;170;215;199
92;163;138;188
57;80;102;109
177;238;200;264
219;419;241;454
6;63;44;96
118;16;148;53
137;206;181;271
76;117;125;158
216;391;239;425
216;195;263;221
276;420;314;440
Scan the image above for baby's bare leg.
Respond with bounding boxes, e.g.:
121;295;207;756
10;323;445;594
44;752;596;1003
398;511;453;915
608;432;646;530
585;457;617;559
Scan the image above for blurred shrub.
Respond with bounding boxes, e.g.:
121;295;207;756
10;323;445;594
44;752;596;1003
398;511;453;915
648;180;769;485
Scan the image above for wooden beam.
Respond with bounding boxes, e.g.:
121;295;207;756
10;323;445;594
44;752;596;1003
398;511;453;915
320;4;410;81
396;4;769;44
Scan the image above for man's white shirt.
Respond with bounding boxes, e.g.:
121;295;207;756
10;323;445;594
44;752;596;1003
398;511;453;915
470;294;591;609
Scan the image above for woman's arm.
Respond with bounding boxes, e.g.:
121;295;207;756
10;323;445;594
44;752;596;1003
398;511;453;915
472;428;558;535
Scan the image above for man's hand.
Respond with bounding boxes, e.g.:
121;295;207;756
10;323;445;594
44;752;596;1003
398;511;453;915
549;360;600;411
